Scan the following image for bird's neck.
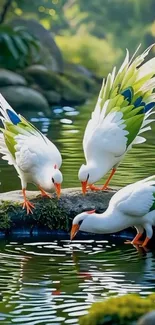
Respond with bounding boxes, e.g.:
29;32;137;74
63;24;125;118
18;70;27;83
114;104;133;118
88;156;115;183
33;165;54;191
83;208;131;234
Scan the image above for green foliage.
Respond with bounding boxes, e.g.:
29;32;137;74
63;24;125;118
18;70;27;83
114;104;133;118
1;0;155;77
0;25;41;70
56;34;122;76
80;294;155;325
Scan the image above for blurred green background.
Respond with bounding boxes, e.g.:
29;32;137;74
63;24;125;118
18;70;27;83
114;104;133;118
1;0;155;76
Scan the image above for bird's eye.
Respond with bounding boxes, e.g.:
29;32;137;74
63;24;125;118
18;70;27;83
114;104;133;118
79;220;83;226
52;177;54;183
87;174;89;181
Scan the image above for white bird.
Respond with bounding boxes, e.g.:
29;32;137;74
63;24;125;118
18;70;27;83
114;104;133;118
0;93;63;214
71;175;155;248
78;44;155;194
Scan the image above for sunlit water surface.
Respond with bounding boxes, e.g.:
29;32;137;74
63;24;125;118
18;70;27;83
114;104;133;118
0;100;155;192
0;238;155;324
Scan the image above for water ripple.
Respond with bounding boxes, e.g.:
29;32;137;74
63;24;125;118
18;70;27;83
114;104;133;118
0;239;154;324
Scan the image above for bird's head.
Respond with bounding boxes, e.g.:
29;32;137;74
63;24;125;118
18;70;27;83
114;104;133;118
70;209;96;240
78;164;97;194
51;165;63;198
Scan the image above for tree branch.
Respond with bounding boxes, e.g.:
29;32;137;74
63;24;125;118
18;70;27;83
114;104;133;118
0;0;13;24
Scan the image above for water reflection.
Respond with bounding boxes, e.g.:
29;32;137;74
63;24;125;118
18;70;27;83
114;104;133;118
0;100;155;192
0;239;155;324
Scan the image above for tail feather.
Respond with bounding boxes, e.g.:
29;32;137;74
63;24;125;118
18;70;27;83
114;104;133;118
0;93;21;125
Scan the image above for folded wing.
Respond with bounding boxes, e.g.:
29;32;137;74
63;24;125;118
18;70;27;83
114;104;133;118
110;176;155;217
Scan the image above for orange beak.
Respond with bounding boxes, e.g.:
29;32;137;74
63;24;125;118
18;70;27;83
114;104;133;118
70;224;80;240
55;183;61;198
81;181;88;195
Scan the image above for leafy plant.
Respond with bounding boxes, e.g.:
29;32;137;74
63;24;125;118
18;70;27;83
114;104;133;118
80;293;155;325
56;33;122;77
0;24;41;70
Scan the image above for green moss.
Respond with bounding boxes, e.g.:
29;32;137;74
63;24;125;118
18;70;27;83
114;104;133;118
0;197;69;233
0;200;20;230
30;196;69;230
80;294;155;325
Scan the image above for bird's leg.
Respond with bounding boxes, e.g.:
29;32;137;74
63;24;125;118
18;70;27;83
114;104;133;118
38;186;51;198
101;168;116;190
88;168;116;192
88;184;101;191
141;224;152;248
124;233;143;245
124;226;144;245
142;237;151;248
22;189;35;214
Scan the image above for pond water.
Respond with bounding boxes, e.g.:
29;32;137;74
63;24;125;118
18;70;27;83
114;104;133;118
0;238;155;325
0;100;155;192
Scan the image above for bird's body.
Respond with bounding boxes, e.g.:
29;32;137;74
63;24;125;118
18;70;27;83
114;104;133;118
0;93;63;213
71;176;155;247
78;44;155;193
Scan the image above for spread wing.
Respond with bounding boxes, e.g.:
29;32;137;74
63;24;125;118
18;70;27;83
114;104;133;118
0;93;62;172
83;44;155;161
14;134;62;172
109;176;155;217
84;109;129;160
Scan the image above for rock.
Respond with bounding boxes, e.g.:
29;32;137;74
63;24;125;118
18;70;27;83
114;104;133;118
11;18;64;72
64;61;94;78
64;72;99;94
24;65;62;90
43;90;61;105
0;69;27;87
61;79;87;104
137;311;155;325
0;86;51;115
0;188;118;236
24;65;88;104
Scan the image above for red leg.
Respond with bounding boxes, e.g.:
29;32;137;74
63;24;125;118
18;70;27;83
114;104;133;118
102;168;116;190
39;186;51;198
88;168;116;192
88;184;101;191
141;237;150;248
22;189;35;214
124;232;143;245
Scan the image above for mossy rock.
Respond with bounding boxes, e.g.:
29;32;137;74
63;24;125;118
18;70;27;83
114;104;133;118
63;71;100;94
24;65;90;104
63;61;94;78
43;90;61;105
0;86;50;115
0;188;115;235
0;69;27;87
0;196;69;234
80;294;155;325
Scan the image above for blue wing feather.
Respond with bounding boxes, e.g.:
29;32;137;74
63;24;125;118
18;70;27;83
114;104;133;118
121;87;133;104
6;109;21;125
134;96;143;108
145;102;155;112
